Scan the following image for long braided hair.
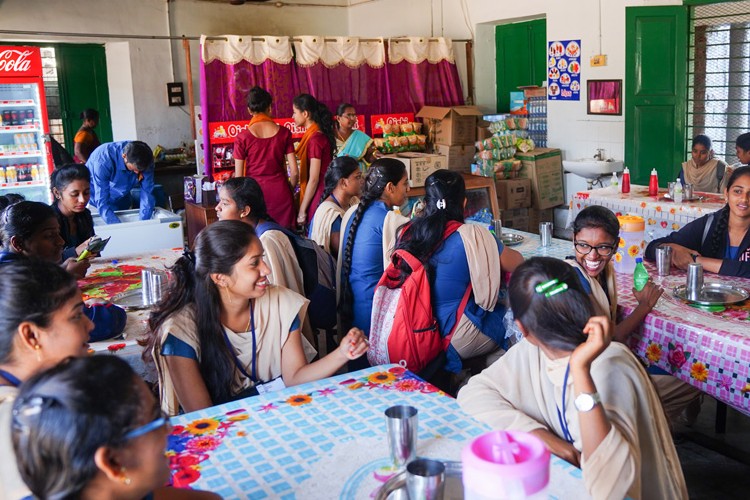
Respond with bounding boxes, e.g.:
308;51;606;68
393;170;465;285
293;94;335;157
711;166;750;255
338;158;406;329
319;156;359;206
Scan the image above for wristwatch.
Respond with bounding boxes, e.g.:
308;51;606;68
574;392;601;412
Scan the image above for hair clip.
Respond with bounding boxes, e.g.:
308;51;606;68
182;247;196;265
12;396;56;434
534;278;569;297
436;199;447;210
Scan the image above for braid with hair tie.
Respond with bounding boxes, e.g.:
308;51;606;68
710;205;730;256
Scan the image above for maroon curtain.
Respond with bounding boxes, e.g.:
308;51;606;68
386;60;465;113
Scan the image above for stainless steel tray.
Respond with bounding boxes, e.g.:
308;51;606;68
672;283;749;305
663;193;703;202
501;233;525;247
375;460;463;500
111;288;153;311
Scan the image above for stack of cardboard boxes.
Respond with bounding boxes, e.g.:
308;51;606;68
497;148;564;233
418;106;484;173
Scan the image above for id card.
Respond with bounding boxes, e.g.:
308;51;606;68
255;377;286;395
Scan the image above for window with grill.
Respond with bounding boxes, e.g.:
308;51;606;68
688;1;750;166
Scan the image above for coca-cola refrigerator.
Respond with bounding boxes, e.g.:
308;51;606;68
0;46;54;203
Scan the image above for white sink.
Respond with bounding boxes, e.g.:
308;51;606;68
562;159;624;180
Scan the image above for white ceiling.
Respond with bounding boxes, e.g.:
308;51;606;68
190;0;353;6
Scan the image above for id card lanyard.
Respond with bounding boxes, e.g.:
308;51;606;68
556;363;575;444
0;368;21;387
222;301;258;383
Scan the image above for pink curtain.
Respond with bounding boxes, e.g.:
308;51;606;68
386;60;464;113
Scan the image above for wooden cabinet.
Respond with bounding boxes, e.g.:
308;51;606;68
185;200;218;247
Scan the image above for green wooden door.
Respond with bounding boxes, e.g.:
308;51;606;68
495;19;546;113
625;6;688;185
56;44;113;153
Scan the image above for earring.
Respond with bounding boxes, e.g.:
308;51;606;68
120;467;132;486
222;285;233;305
34;344;41;363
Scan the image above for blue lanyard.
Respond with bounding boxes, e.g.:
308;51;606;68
330;193;341;208
0;368;21;387
221;301;258;383
556;363;574;444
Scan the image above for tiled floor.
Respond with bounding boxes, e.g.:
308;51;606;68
674;397;750;499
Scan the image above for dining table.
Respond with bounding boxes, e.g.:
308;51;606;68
566;184;726;241
79;247;182;382
166;365;589;499
506;228;750;417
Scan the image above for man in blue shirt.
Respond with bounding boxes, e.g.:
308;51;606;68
86;140;155;224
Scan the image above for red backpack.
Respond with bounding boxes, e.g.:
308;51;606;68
367;221;472;373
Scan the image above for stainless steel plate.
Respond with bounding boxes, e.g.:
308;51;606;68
375;461;463;500
672;283;749;305
501;233;525;246
663;193;703;202
111;288;153;311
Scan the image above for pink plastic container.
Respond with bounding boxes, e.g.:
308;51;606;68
462;430;550;499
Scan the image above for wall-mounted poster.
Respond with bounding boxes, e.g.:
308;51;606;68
547;39;581;101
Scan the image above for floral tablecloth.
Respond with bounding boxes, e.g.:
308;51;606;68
566;185;726;241
80;248;182;382
167;365;587;500
617;264;750;417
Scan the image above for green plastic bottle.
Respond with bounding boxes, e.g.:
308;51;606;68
633;257;649;291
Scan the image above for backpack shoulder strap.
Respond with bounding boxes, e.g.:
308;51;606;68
701;213;715;247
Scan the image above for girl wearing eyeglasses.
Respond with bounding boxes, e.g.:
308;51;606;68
11;356;218;500
0;260;94;500
569;206;701;425
334;103;379;171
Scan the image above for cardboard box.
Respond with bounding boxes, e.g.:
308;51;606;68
499;208;529;232
495;178;532;210
477;125;492;142
433;144;475;173
387;152;446;188
528;208;555;233
514;148;565;209
417;105;483;145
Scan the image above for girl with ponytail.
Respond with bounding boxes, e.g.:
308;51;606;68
338;158;409;336
394;170;523;372
293;94;336;227
308;156;363;257
645;165;750;277
147;221;367;415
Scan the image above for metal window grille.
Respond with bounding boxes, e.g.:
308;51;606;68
39;47;64;146
688;1;750;166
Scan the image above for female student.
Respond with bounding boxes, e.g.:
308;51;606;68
0;201;126;342
390;170;523;372
334;103;378;170
458;257;688;500
11;356;218;500
292;94;335;227
233;87;298;229
679;135;729;193
73;108;100;163
51;163;96;260
569;206;700;423
645;166;750;277
308;156;363;257
0;259;94;500
147;220;367;415
339;158;409;334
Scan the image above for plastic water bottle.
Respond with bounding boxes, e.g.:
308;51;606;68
610;171;619;191
634;257;649;292
673;178;683;203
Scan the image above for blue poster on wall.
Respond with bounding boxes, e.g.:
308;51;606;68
547;39;581;101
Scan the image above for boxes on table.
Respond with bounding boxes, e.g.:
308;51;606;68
500;208;529;232
514;148;565;209
496;178;531;210
417;106;484;145
386;152;447;188
432;144;475;173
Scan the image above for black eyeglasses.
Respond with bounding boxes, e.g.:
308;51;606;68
574;241;617;256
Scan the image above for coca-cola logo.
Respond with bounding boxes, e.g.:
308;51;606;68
0;50;33;73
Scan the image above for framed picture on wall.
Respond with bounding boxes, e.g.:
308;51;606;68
587;79;622;115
